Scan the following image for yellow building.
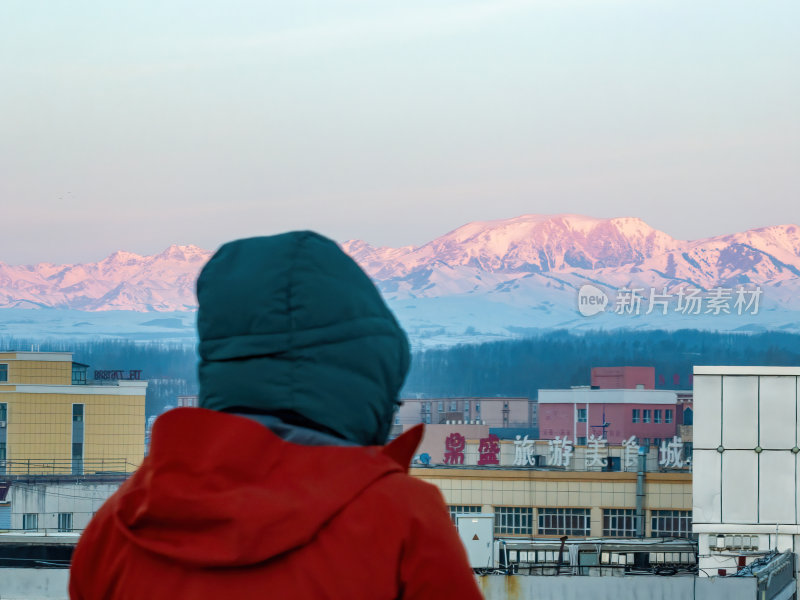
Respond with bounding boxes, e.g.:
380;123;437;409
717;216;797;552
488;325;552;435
0;352;147;475
411;467;692;539
404;423;692;540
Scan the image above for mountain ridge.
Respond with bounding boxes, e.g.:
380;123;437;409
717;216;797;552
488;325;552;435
1;215;799;312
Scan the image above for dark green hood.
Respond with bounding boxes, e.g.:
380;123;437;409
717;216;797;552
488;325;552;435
196;231;410;446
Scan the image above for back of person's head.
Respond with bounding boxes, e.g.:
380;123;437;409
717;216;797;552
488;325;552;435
196;231;410;445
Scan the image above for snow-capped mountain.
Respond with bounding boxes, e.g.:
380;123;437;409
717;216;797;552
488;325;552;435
0;244;210;311
342;214;800;305
1;215;799;346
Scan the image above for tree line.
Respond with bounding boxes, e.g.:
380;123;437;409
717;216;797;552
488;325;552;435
401;329;800;398
4;328;800;415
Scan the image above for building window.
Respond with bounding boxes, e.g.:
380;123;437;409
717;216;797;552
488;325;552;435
57;513;73;532
641;438;650;447
636;384;644;389
0;364;7;382
538;508;590;536
72;403;85;475
0;402;6;422
651;510;692;537
449;401;458;411
643;410;651;424
448;505;481;525
654;410;662;424
423;414;431;424
495;507;534;535
577;437;587;445
71;364;87;385
438;401;444;412
577;408;587;423
22;513;38;531
603;509;639;537
665;409;673;424
475;402;480;414
422;402;430;413
632;409;640;423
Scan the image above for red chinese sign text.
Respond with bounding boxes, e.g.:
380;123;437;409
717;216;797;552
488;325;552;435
477;433;500;465
443;432;466;465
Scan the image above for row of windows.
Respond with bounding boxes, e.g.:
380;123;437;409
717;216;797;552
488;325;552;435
603;508;638;537
450;506;692;538
421;402;483;413
505;548;696;566
22;512;73;532
448;505;482;522
651;509;693;537
577;408;675;425
493;507;592;536
632;409;673;424
538;508;591;536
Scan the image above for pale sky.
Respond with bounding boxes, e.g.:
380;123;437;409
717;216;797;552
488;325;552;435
1;0;798;264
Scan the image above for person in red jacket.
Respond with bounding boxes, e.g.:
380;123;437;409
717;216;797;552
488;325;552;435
70;232;483;600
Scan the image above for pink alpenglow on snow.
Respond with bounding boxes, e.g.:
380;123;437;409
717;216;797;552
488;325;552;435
1;215;799;312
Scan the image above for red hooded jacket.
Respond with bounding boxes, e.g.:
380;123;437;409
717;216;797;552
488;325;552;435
69;409;483;599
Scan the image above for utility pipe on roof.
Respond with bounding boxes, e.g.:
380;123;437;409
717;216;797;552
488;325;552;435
636;445;647;539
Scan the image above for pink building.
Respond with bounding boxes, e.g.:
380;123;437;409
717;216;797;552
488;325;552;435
591;366;654;390
537;388;679;446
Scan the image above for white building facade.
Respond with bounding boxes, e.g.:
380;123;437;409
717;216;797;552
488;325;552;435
6;476;124;533
693;366;800;594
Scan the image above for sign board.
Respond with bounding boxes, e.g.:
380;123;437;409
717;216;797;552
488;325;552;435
94;370;143;381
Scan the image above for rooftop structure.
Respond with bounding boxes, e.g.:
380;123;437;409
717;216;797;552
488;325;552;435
591;366;655;390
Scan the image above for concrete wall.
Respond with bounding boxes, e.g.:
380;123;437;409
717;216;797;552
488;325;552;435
0;568;69;599
9;480;121;532
477;575;755;600
0;571;758;600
